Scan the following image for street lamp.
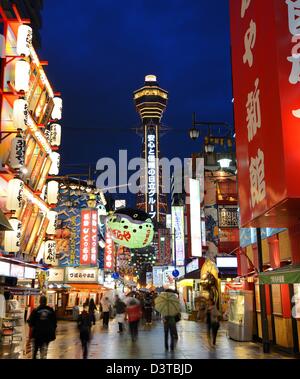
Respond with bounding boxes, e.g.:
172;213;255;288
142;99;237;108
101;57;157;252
218;158;232;168
189;127;200;140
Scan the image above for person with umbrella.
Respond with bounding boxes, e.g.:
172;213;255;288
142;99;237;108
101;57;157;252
154;291;181;351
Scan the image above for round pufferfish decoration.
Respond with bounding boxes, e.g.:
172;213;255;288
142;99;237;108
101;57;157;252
107;208;154;249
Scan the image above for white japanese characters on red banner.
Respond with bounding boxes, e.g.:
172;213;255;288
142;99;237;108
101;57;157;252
104;229;114;270
147;129;157;220
80;209;98;265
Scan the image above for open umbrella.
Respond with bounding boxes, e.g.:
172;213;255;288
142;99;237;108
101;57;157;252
154;292;181;317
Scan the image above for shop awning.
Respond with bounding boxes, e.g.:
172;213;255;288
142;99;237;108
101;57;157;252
69;283;103;291
0;209;13;231
259;264;300;284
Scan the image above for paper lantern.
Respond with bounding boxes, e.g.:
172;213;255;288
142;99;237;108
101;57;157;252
49;152;60;175
10;135;25;169
47;180;59;205
15;59;30;92
44;240;58;265
6;178;24;211
50;123;61;147
4;218;22;253
13;99;28;131
51;97;62;120
46;211;58;235
107;208;154;249
17;25;32;57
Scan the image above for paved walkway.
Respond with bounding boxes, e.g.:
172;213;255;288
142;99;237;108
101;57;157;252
0;318;297;359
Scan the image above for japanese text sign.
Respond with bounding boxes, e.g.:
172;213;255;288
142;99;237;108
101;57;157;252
230;0;300;227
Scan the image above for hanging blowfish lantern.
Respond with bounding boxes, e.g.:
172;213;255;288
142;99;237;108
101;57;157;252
107;208;154;249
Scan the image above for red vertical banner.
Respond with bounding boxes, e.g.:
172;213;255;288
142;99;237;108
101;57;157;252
90;210;98;265
230;0;300;227
80;209;95;265
104;229;114;271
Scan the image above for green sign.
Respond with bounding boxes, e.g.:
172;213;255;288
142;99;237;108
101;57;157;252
259;266;300;284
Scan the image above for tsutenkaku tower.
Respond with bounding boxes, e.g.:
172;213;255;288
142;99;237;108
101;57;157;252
133;75;168;226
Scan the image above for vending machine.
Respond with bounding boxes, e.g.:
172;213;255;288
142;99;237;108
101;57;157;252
228;290;253;342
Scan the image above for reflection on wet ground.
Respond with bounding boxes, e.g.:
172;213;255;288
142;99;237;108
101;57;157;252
0;319;297;359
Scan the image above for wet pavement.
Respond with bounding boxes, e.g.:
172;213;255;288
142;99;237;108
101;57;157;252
0;317;297;359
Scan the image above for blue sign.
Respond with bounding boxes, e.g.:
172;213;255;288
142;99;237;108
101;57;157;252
172;269;180;278
112;272;119;280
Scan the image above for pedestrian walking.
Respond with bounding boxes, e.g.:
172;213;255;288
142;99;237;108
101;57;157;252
27;295;57;359
101;296;112;328
88;298;97;325
163;315;177;351
154;291;181;351
77;304;92;359
126;299;142;342
114;295;127;333
144;293;153;325
206;299;221;346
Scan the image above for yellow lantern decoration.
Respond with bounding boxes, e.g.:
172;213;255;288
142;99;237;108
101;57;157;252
6;178;24;211
17;25;32;57
51;97;63;120
46;211;58;235
49;152;60;175
44;240;58;265
10;135;25;169
50;123;61;147
4;218;22;253
47;181;59;205
15;59;30;92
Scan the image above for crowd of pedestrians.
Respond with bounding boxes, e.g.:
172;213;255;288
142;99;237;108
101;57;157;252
26;291;221;359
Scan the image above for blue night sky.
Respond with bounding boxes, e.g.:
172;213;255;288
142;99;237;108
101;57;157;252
39;0;233;204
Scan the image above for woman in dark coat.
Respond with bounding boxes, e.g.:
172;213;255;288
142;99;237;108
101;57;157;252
88;298;97;325
77;305;92;359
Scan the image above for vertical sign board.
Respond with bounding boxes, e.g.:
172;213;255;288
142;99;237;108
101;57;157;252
230;0;300;227
80;209;98;266
171;206;185;266
146;127;158;221
104;229;114;271
189;179;202;257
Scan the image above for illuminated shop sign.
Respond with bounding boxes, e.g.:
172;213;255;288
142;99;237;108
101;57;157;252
104;229;114;270
189;179;202;257
147;129;157;220
0;262;10;276
48;268;64;282
10;264;24;279
65;267;98;283
171;206;185;266
186;259;199;274
80;209;98;266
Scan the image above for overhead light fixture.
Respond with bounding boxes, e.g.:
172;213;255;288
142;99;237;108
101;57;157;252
189;127;200;140
205;144;214;153
218;158;232;168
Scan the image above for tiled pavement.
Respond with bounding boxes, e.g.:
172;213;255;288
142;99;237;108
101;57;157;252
0;318;297;359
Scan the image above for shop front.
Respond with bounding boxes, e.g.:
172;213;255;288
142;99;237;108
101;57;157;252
61;267;103;320
0;259;39;351
258;265;300;353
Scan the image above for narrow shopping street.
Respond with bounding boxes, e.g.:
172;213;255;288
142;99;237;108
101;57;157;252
0;318;295;360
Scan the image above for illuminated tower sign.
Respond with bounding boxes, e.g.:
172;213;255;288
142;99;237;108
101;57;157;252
134;75;168;224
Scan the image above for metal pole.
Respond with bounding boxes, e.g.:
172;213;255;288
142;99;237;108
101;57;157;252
256;228;270;353
173;228;177;292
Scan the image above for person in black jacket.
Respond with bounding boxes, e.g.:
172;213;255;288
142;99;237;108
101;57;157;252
28;295;57;359
77;305;92;359
114;295;126;333
88;298;97;325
